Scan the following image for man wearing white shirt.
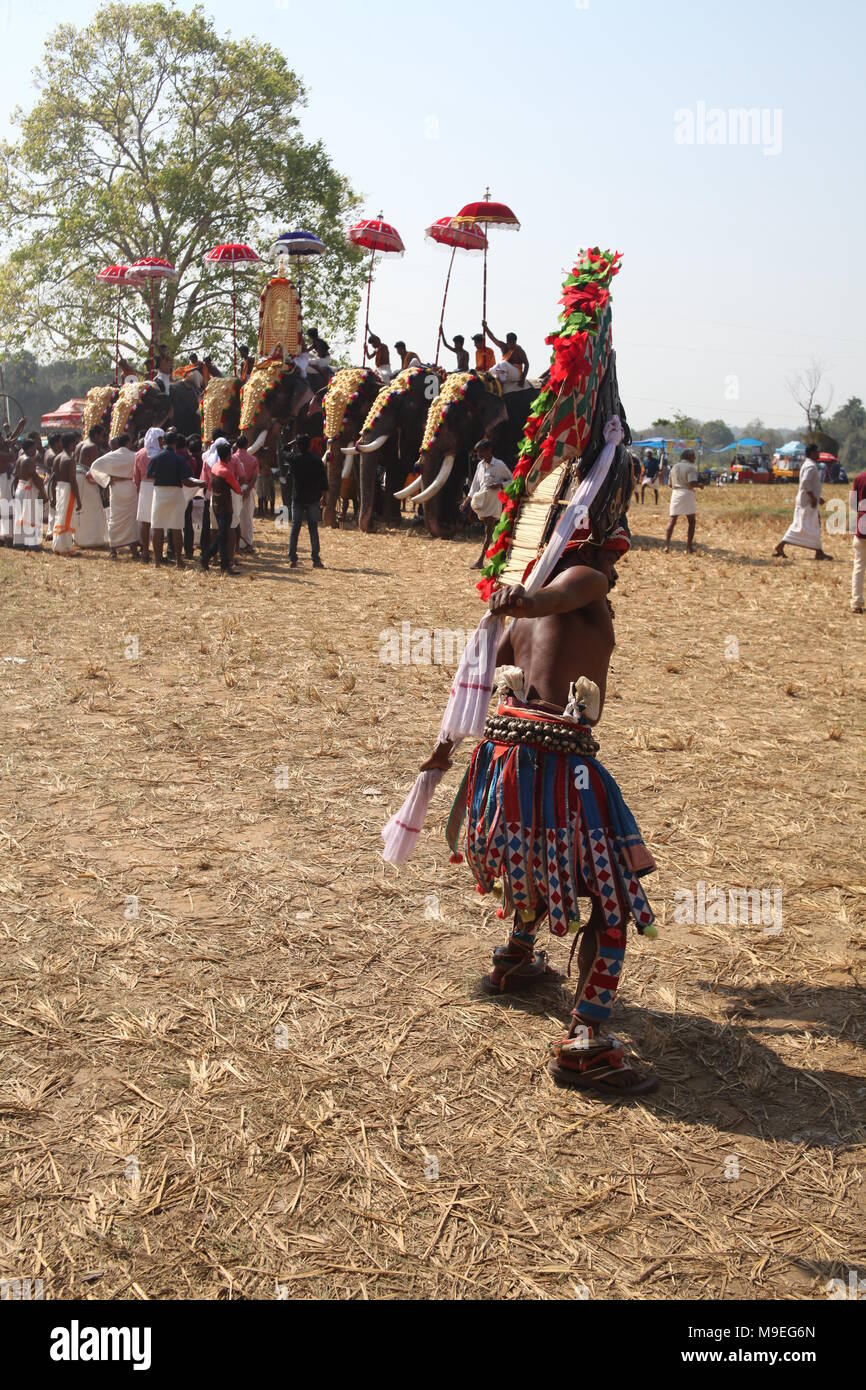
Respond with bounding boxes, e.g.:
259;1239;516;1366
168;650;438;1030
465;438;513;568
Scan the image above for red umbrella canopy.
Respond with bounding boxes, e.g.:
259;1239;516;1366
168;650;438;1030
348;217;405;256
425;217;488;252
203;242;261;266
130;256;179;280
453;197;520;230
94;264;144;287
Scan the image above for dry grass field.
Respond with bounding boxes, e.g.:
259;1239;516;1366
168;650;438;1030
1;484;864;1301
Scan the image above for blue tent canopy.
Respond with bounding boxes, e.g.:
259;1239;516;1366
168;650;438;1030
714;437;765;453
776;440;804;457
633;437;668;449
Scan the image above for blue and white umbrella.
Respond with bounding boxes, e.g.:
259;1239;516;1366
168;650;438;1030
271;231;327;332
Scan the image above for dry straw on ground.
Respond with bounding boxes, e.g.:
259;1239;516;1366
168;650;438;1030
0;486;864;1300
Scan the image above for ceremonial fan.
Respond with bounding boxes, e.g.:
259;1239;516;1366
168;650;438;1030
452;189;520;350
347;214;405;363
271;231;326;337
129;257;179;379
94;265;145;386
203;242;262;376
424;217;488;366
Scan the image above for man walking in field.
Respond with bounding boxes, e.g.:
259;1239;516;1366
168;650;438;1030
773;444;831;561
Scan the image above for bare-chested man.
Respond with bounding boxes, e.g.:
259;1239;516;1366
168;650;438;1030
423;529;659;1097
12;444;48;551
52;433;82;554
482;322;529;388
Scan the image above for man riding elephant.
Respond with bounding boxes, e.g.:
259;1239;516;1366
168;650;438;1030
321;368;383;529
353;366;445;532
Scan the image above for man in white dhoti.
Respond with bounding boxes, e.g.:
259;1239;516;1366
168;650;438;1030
73;425;109;549
849;467;866;614
51;435;81;555
147;428;203;568
774;445;830;560
0;439;15;547
233;436;259;553
463;439;513;569
482;323;529;393
134;427;164;563
665;449;704;554
89;434;140;559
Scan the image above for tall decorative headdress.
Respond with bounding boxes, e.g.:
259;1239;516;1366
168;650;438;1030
477;248;632;601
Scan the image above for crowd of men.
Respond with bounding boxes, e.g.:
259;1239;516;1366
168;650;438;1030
0;421;332;576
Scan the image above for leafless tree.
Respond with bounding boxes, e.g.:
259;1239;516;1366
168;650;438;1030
786;360;834;435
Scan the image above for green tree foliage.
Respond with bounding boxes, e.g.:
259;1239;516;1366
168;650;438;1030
0;2;365;374
840;427;866;475
1;350;96;428
699;420;735;450
828;397;866;450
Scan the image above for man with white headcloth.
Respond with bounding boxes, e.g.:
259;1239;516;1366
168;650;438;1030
89;433;140;560
133;427;164;563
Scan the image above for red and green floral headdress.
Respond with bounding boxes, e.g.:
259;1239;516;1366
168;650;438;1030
477;247;623;601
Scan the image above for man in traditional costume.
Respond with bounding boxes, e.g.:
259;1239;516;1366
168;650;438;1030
383;249;659;1098
773;444;831;560
89;434;140;559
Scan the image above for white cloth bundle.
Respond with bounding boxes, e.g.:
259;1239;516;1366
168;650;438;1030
382;416;624;864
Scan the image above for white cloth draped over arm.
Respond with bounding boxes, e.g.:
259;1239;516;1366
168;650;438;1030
382;417;624;865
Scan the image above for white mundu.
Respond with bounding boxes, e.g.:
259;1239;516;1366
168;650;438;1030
782;459;822;549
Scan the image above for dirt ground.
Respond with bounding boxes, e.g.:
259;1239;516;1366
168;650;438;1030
1;484;864;1301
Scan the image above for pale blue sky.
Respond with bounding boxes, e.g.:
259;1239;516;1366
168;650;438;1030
2;0;864;427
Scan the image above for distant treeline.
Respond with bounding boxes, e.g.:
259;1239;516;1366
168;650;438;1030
1;352;101;432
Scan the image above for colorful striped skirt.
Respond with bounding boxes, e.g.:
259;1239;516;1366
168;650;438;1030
448;705;656;939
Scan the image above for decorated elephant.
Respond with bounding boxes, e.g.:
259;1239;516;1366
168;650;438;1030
108;378;201;444
236;360;328;478
321;369;383;528
352;366;445;532
201;377;242;446
83;385;119;439
398;372;518;538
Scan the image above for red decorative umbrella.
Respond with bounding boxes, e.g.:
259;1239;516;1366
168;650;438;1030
347;215;405;364
203;242;261;376
94;265;145;386
425;217;488;366
452;189;520;351
129;257;179;379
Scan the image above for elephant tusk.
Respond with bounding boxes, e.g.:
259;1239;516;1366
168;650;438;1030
393;474;424;500
413;454;455;505
249;430;268;456
358;434;389;455
341;450;357;481
341;444;358;455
